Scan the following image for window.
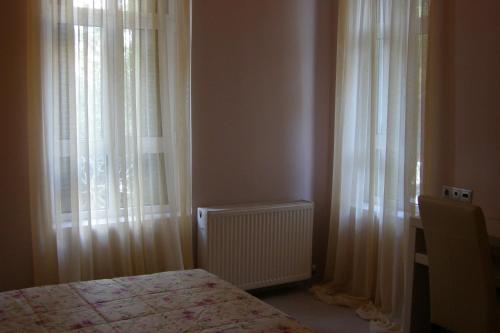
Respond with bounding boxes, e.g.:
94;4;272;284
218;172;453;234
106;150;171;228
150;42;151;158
348;0;429;216
372;0;429;210
54;0;174;225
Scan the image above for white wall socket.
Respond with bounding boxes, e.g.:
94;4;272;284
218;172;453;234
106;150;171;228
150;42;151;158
442;185;473;202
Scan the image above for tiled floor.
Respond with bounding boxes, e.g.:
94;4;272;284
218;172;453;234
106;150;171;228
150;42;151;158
256;286;369;333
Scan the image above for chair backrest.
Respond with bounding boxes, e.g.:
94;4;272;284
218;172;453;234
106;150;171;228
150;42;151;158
418;195;496;333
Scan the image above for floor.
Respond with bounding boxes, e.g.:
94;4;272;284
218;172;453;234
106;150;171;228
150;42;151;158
255;285;370;333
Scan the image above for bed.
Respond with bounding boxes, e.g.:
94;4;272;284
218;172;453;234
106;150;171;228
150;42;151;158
0;269;314;332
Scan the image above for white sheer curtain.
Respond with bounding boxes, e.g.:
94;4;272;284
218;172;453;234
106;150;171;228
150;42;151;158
28;0;192;285
323;0;428;330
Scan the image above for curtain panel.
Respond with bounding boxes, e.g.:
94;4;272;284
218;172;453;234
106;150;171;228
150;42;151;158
323;0;429;330
28;0;192;285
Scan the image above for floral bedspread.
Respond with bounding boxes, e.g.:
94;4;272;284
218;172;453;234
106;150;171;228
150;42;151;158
0;269;314;333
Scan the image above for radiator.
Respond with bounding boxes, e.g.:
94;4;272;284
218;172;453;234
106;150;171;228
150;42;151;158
197;201;314;290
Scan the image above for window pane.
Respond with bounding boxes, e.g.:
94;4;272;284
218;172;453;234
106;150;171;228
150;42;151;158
142;29;161;137
142;153;168;206
73;0;104;9
78;153;109;213
120;0;158;13
60;157;72;214
58;24;71;140
123;28;134;139
75;25;103;141
124;28;161;137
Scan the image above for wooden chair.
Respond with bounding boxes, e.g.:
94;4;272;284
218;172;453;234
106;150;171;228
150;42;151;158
418;195;499;332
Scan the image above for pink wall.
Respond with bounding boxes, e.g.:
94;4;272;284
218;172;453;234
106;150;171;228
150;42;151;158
0;0;34;291
191;0;336;274
451;0;500;220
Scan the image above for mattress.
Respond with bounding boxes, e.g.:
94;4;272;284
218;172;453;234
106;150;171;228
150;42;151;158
0;269;314;332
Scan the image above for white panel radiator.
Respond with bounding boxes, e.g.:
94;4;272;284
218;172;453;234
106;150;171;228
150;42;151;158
197;201;314;290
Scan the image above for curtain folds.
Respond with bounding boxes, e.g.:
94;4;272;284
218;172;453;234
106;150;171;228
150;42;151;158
28;0;192;285
323;0;428;330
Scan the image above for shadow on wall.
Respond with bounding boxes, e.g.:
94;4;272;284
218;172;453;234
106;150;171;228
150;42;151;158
0;0;33;291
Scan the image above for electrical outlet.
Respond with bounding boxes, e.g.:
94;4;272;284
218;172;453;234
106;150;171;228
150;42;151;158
442;185;473;202
459;188;473;202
